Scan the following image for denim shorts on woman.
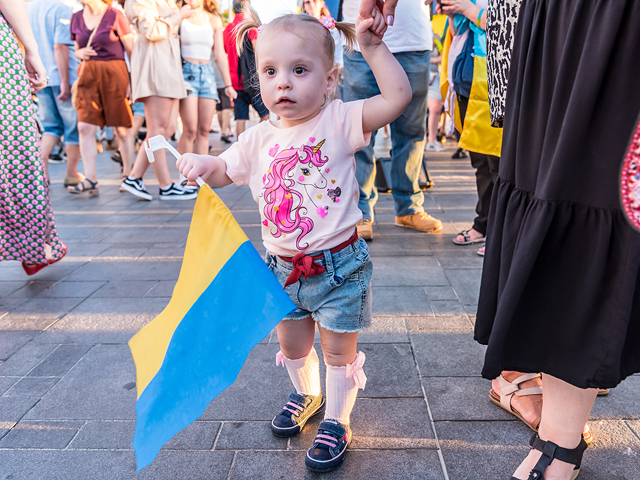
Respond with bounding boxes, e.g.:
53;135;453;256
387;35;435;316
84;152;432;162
182;61;219;101
265;237;373;333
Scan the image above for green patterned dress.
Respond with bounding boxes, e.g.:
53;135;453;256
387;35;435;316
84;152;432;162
0;14;64;265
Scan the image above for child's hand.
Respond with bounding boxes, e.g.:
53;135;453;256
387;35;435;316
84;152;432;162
356;6;386;49
176;153;219;186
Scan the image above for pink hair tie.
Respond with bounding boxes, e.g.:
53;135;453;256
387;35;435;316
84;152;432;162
319;15;336;30
256;24;266;35
345;351;367;390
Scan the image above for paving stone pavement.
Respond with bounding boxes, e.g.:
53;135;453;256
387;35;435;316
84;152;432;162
1;133;639;480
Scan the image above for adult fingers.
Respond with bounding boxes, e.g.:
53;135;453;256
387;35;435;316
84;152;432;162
381;0;399;26
359;0;385;20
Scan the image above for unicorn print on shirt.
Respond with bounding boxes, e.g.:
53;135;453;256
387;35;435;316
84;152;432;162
262;139;337;250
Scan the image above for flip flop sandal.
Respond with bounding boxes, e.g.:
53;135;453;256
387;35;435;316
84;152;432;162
489;373;542;431
452;230;486;245
597;388;610;396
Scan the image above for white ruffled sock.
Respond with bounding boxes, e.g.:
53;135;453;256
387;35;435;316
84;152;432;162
324;352;367;425
276;347;321;396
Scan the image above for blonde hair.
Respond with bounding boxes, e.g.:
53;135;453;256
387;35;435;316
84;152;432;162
235;9;356;69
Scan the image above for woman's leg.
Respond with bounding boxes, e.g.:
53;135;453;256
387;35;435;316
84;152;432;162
195;98;217;155
427;98;441;144
114;126;135;177
77;122;98;182
178;96;198;155
129;96;177;188
512;374;597;480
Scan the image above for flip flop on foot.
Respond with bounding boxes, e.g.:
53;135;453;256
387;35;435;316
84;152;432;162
453;229;485;245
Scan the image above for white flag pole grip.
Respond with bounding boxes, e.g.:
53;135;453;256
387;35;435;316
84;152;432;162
144;135;206;187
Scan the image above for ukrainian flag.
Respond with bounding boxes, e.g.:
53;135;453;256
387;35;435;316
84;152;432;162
129;186;295;471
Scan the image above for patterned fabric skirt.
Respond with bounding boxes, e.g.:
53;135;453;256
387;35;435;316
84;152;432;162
0;15;64;265
475;0;640;389
486;0;522;128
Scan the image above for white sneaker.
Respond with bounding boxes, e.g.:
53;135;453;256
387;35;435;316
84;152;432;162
425;142;445;152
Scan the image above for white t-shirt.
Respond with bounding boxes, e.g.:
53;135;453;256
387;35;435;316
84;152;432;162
220;100;371;256
341;0;433;53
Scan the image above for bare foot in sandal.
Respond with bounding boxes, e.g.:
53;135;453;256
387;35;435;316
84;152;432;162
453;228;485;245
491;371;543;430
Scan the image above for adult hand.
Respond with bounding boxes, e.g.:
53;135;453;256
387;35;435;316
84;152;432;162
225;86;237;100
58;83;70;101
24;52;47;92
440;0;473;16
75;46;97;61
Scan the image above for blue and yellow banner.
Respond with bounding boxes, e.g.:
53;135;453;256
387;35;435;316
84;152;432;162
129;185;295;471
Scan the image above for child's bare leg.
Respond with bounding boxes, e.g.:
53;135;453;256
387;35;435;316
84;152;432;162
276;316;315;359
276;317;320;396
318;327;358;366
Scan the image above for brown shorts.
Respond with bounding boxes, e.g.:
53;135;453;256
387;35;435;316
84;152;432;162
76;59;132;128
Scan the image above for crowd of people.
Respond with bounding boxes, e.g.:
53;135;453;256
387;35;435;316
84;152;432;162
1;0;639;478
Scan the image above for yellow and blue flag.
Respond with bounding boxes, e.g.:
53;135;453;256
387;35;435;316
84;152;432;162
129;185;295;471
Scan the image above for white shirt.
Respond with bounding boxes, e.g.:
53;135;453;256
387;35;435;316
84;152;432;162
341;0;433;53
220;100;371;256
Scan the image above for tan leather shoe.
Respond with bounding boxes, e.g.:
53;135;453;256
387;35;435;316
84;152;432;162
356;219;373;240
395;212;443;233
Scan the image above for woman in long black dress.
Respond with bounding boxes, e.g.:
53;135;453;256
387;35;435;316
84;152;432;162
476;0;640;478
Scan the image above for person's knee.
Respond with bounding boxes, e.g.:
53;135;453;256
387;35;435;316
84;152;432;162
196;123;210;139
322;347;356;367
77;122;96;137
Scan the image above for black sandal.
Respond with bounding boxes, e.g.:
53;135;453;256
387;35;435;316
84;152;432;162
68;178;99;196
511;433;588;480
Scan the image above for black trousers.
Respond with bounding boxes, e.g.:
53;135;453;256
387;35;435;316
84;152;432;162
458;95;500;236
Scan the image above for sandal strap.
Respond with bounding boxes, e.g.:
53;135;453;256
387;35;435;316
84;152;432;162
458;230;470;241
73;178;98;192
527;433;588;480
497;373;543;412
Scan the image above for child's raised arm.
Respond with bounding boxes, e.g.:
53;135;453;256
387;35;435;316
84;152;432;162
176;153;234;188
356;8;412;134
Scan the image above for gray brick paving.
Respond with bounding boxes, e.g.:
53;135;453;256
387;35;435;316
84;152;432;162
0;134;638;479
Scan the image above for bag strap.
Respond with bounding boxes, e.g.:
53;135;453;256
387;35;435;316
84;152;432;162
77;8;107;79
86;8;108;50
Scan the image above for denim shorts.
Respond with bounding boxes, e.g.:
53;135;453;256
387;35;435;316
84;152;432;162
428;72;442;101
36;86;79;144
233;89;269;120
265;237;373;333
131;101;145;117
182;61;219;101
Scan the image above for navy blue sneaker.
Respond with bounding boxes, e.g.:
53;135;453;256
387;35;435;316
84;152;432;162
271;392;324;438
305;419;352;472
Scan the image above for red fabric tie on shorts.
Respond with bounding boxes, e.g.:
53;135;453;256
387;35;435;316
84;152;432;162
279;231;359;288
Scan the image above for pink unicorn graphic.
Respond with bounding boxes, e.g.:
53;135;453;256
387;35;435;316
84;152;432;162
263;140;329;250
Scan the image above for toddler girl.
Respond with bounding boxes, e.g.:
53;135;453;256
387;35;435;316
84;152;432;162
176;7;411;472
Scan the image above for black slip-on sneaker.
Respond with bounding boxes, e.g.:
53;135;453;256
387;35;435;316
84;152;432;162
121;176;152;201
159;183;198;201
271;392;324;438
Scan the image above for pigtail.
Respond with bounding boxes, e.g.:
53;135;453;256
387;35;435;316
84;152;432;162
334;22;357;53
234;6;262;56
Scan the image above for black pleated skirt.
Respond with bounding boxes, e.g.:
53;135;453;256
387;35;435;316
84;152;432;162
475;0;640;389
